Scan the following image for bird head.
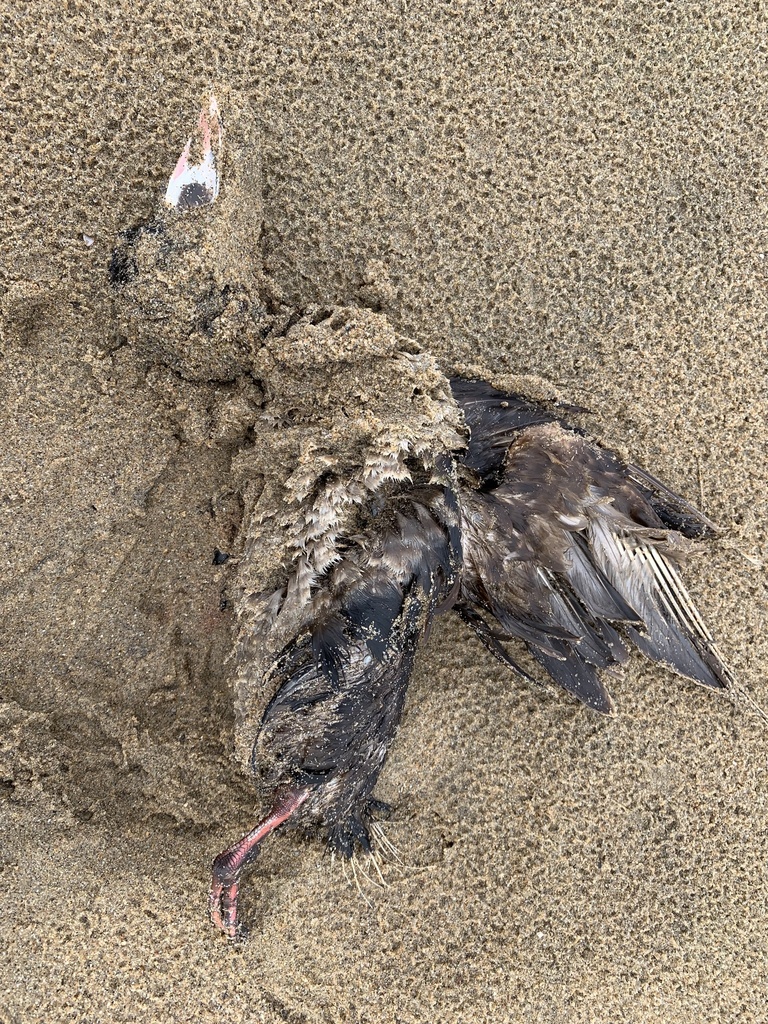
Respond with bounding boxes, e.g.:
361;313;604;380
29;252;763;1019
109;91;266;381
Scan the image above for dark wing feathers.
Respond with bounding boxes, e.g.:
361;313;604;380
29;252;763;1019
455;604;537;681
530;642;615;714
451;377;731;712
256;479;461;847
257;376;730;830
592;527;733;690
627;463;719;539
563;531;642;624
450;378;560;481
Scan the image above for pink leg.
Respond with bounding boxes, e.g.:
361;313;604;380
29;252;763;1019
210;787;309;938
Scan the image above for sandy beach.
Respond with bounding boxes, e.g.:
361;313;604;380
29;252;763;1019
2;2;767;1021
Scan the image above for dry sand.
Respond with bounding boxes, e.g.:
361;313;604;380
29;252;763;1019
2;2;767;1021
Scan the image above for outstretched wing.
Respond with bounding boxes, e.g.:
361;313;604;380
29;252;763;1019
254;472;462;852
452;378;731;713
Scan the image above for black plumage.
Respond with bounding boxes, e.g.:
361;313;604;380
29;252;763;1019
110;97;739;940
210;379;732;937
211;468;462;936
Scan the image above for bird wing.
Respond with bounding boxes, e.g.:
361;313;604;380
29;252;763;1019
452;378;732;713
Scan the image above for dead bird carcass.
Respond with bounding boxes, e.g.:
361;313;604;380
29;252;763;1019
109;96;738;940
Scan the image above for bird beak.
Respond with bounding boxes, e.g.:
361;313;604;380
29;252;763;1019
164;94;224;210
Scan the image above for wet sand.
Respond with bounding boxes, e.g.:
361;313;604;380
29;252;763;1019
2;2;767;1021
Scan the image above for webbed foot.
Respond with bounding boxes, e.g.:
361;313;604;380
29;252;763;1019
209;787;308;939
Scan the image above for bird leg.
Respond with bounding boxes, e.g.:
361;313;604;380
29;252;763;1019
209;786;309;938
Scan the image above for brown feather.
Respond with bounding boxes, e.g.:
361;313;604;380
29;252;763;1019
451;378;731;711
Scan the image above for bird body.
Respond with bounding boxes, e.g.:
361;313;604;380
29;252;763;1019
109;97;742;940
211;376;732;937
